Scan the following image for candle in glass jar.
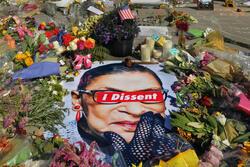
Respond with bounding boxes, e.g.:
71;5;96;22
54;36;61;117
141;44;151;62
152;49;162;59
146;37;155;51
163;40;173;57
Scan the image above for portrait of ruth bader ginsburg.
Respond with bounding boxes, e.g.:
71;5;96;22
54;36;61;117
71;62;193;166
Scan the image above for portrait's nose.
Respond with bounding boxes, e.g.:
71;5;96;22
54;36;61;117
124;102;146;116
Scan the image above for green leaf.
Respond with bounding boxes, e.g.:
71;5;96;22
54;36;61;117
21;42;27;52
44;143;54;153
25;36;33;48
187;122;204;129
38;34;46;44
232;132;250;143
224;120;238;142
234;121;247;134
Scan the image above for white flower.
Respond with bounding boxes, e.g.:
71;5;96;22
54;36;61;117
51;79;57;85
69;41;77;51
211;134;221;147
52;91;58;95
215;114;227;126
44;38;50;45
222;139;230;146
56;47;65;55
49;86;52;91
53;41;60;48
3;90;11;97
212;134;221;142
73;38;79;43
80;37;86;41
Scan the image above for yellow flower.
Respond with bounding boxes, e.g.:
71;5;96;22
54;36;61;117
191;108;200;114
192;93;199;100
2;30;7;35
24;57;34;66
132;162;142;167
215;112;221;116
243;141;250;153
72;26;79;36
203;72;211;81
24;51;32;57
40;22;46;26
15;52;27;61
177;127;192;140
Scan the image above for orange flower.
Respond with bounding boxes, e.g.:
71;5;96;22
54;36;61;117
84;38;95;49
4;35;16;49
24;57;34;66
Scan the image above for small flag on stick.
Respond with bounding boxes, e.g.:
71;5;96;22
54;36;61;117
118;6;135;21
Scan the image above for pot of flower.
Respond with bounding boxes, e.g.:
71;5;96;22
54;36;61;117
92;7;140;57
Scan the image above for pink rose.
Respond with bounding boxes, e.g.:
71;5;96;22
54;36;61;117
77;40;85;50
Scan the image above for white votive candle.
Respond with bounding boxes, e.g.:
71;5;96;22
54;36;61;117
146;37;155;51
141;44;151;62
153;49;162;59
163;40;173;57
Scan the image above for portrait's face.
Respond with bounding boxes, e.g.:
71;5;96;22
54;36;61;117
82;72;166;142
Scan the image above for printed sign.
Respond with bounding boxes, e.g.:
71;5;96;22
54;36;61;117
95;91;164;103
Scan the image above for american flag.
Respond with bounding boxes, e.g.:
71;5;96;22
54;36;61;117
118;6;135;21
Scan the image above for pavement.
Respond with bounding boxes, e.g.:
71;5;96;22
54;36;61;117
174;1;250;53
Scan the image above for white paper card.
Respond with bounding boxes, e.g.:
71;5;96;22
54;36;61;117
87;6;104;15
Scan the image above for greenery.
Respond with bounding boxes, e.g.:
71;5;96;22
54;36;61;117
0;80;67;137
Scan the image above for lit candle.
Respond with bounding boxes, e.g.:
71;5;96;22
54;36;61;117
163;40;173;57
141;44;151;62
152;49;162;59
146;37;155;51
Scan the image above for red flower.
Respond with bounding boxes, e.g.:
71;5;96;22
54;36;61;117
48;22;56;28
84;38;95;49
38;23;46;30
77;40;85;50
48;43;54;49
38;43;48;54
176;21;189;32
45;30;54;39
62;33;75;46
201;96;213;107
53;28;60;35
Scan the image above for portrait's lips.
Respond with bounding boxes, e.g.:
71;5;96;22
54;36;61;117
112;120;139;132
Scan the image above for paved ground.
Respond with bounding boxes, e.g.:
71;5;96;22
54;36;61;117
0;1;249;53
174;1;250;52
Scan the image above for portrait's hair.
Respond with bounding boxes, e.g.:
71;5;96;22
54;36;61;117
77;63;163;91
77;63;163;116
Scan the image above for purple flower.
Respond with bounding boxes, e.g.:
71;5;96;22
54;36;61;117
18;117;28;129
3;112;17;128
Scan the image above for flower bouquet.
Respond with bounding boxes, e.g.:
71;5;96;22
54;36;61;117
163;48;250;166
173;12;197;49
92;6;140;57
